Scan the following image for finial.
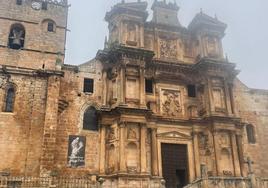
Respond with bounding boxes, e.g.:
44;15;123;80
200;8;203;14
215;14;218;20
104;36;108;49
225;53;229;62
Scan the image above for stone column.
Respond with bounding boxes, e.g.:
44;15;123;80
140;25;144;48
207;79;214;115
212;131;220;176
193;132;201;178
139;66;146;108
236;134;245;177
119;65;126;105
140;124;147;173
99;125;106;174
224;79;232;116
119;122;126;172
40;75;60;176
102;71;108;106
151;128;159;176
231;133;241;176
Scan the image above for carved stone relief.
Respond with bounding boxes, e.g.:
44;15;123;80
218;132;230;148
198;133;211;156
159;38;177;59
128;127;137;140
199;133;215;176
108;127;116;140
161;89;182;117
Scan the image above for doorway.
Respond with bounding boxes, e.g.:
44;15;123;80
161;143;189;188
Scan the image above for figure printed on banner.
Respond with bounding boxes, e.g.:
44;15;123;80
67;135;86;167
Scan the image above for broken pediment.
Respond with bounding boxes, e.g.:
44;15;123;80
157;131;192;140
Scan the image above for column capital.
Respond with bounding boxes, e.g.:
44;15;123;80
118;121;126;128
140;123;147;128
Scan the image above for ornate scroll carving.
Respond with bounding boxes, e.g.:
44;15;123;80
128;127;137;140
160;38;177;59
108;127;116;140
161;90;182;117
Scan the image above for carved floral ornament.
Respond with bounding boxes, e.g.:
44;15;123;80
159;38;177;59
161;90;182;117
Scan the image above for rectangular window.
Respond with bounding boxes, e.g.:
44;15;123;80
48;22;54;32
16;0;22;5
42;2;48;10
145;79;153;94
84;78;94;93
187;85;196;98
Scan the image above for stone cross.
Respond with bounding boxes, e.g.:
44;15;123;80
244;157;254;174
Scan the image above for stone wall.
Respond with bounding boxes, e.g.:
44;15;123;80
53;61;104;176
0;71;48;176
234;79;268;177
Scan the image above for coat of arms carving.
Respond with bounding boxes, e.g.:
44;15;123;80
160;39;177;59
162;90;182;117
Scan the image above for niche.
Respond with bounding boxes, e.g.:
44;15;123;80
126;142;138;172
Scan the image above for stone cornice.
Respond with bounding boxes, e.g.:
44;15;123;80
0;65;64;77
96;45;155;63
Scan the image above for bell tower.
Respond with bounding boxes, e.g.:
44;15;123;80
105;1;148;48
0;0;68;70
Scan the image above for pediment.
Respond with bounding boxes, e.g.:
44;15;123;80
157;131;192;140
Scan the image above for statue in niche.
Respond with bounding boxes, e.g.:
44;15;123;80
128;127;137;139
219;133;229;147
199;133;211;156
108;127;116;140
162;91;182;117
207;36;218;57
126;23;137;46
160;39;177;59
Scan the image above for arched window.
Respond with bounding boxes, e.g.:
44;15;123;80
42;19;56;33
83;107;98;131
4;87;15;112
8;23;25;50
246;124;256;144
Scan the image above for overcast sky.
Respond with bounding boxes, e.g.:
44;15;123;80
65;0;268;90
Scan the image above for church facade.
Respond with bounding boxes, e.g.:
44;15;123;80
0;0;268;188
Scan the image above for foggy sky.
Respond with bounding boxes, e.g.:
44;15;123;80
65;0;268;90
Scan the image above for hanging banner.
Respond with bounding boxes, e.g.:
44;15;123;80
67;135;86;167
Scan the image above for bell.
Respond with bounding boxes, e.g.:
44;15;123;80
11;38;22;49
9;29;24;49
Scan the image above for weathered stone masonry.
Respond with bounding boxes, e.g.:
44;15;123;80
0;0;268;188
